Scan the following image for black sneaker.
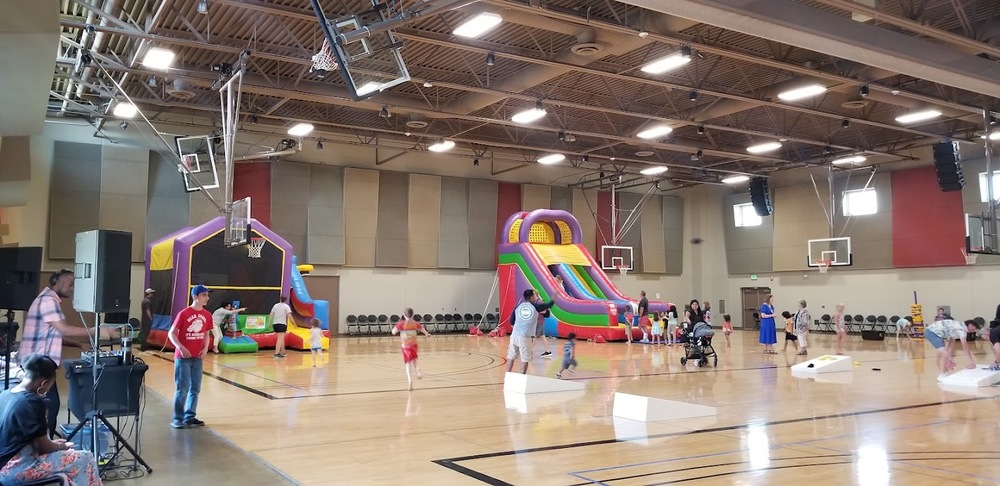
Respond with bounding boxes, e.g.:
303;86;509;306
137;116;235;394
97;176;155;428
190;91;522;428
184;418;205;427
541;351;553;358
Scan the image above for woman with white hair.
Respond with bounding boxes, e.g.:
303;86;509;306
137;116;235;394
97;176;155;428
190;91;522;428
794;299;811;355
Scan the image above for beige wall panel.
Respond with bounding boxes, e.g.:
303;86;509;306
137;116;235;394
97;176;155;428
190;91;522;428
343;168;379;266
641;195;667;273
772;183;831;271
521;184;551;211
572;189;598;256
408;174;441;268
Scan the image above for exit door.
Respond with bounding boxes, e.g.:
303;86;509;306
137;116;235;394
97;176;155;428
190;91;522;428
740;287;771;329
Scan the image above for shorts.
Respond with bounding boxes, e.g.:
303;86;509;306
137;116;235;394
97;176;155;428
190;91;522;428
639;316;651;328
785;332;798;341
273;324;288;333
797;333;807;347
925;330;945;349
990;326;1000;345
507;335;533;361
561;358;577;369
402;345;418;363
536;321;545;337
311;346;322;352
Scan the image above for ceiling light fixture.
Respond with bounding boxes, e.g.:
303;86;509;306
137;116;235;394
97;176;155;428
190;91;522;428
453;12;503;38
512;100;547;124
196;0;208;15
842;119;850;129
250;114;258;124
379;105;390;118
689;91;698;102
638;30;649;38
640;53;691;74
859;85;870;97
722;175;750;184
537;153;565;165
422;81;433;88
640;166;668;176
287;123;314;137
473;158;480;166
831;155;867;165
697;125;705;135
895;109;942;124
142;47;175;70
316;140;324;150
777;84;827;101
485;51;496;66
746;141;782;154
428;139;455;152
119;120;129;130
988;130;1000;141
113;102;138;118
637;125;673;139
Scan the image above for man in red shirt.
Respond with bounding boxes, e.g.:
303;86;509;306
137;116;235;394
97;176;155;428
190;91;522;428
167;285;212;429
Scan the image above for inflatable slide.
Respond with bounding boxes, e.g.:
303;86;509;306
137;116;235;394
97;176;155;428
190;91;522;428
498;209;671;341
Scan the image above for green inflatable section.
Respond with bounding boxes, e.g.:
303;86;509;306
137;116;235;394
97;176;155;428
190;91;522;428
499;252;609;327
218;336;258;353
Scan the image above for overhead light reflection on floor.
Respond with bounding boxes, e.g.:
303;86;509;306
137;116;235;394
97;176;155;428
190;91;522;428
856;444;889;486
746;422;770;470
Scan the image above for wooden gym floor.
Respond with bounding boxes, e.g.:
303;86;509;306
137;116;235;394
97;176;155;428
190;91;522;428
137;330;1000;485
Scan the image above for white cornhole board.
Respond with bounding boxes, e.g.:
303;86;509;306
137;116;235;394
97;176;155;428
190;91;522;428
504;389;586;414
790;355;852;374
503;372;585;394
613;415;719;445
939;367;1000;388
792;369;854;384
612;392;716;423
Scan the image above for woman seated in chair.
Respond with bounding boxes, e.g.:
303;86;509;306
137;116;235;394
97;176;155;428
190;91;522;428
0;353;102;486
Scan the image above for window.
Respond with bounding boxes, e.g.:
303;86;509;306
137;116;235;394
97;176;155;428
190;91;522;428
842;188;877;216
733;203;763;227
979;172;1000;203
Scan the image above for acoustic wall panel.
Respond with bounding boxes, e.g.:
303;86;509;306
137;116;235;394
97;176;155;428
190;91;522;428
306;166;345;265
145;151;190;245
408;174;441;268
723;193;773;274
522;184;551;211
375;170;408;267
892;166;966;267
617;193;643;271
572;189;598;256
233;162;272;227
640;195;666;273
551;187;572;212
596;190;615;251
49;141;101;259
270;162;310;256
771;184;830;271
437;177;470;269
662;196;684;275
836;173;892;269
99;146;148;261
468;179;497;269
496;183;521;265
343;168;379;266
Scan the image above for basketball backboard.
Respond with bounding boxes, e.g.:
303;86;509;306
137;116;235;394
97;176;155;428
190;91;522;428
175;135;221;193
807;237;852;267
965;213;993;254
310;0;411;101
225;197;251;248
600;245;634;271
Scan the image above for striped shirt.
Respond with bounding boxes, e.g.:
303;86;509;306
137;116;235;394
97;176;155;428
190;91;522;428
17;288;66;365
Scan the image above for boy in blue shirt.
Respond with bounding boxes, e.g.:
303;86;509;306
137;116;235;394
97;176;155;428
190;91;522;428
556;332;578;379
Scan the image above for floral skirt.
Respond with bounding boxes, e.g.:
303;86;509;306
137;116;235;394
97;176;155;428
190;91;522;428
0;444;101;486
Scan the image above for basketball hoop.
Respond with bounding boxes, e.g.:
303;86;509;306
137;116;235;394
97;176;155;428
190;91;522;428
248;237;266;259
818;260;831;274
961;247;978;265
311;39;339;78
617;265;628;277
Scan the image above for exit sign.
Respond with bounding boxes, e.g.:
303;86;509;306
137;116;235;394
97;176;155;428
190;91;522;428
750;274;758;281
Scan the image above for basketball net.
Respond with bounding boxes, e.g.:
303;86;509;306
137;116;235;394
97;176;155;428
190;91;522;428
617;265;628;277
818;260;831;274
960;247;977;265
311;39;340;75
248;238;266;258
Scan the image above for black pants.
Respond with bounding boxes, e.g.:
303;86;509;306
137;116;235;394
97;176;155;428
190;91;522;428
44;381;60;437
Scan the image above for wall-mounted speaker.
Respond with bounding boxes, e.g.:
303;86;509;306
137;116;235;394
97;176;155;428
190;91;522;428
73;230;132;314
0;247;43;311
933;141;964;192
749;177;772;216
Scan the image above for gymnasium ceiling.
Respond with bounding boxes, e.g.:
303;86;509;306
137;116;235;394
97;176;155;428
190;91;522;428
43;0;1000;189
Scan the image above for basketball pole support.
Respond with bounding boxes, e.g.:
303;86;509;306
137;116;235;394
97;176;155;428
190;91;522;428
982;107;998;253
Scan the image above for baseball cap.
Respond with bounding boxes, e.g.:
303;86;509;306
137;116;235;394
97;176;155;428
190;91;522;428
190;284;211;298
144;288;155;294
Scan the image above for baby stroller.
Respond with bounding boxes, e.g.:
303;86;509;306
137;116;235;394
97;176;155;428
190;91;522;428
680;322;718;368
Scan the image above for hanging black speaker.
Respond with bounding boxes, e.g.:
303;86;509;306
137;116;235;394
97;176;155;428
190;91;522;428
749;177;772;216
933;141;964;192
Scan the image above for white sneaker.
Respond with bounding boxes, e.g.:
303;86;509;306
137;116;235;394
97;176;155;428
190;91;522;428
937;374;947;382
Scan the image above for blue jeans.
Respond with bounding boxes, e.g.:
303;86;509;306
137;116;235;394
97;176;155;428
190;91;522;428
173;358;203;423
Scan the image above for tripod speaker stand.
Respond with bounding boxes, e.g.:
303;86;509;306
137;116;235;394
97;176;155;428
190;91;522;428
1;310;18;390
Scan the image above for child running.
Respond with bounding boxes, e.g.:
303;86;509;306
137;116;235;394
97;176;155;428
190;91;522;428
556;332;578;378
391;308;432;390
309;318;323;367
722;314;733;347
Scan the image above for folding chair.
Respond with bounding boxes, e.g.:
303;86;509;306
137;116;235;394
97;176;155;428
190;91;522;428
875;315;888;332
346;315;359;335
367;314;378;335
852;314;865;333
819;314;832;333
843;314;854;333
377;314;389;334
441;314;452;333
864;315;877;331
887;315;900;334
357;314;368;335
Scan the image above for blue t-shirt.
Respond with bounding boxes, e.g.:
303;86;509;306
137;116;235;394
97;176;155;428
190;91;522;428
563;340;574;359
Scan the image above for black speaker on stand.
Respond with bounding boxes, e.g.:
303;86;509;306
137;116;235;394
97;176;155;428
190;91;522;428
933;141;965;192
0;247;43;390
749;177;773;216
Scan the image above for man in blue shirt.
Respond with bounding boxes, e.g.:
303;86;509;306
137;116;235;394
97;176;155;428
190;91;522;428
505;289;554;374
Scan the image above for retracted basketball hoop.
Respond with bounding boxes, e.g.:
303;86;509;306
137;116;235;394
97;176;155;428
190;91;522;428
248;237;266;259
